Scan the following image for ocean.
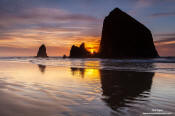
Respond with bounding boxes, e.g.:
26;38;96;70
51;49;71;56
0;57;174;116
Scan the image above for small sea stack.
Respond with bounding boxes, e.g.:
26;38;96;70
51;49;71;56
63;54;67;58
99;8;159;58
69;43;91;58
36;44;48;58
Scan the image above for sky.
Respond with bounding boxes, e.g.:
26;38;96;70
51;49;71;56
0;0;175;56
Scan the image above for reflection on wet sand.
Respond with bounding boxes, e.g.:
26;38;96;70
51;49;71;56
70;67;100;81
71;68;85;78
70;67;154;111
1;61;175;116
100;70;154;111
38;64;46;73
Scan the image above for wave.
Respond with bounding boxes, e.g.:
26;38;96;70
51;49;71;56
1;56;175;64
0;57;175;73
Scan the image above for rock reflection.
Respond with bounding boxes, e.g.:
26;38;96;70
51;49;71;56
70;67;154;111
100;70;154;111
71;67;85;78
38;64;46;73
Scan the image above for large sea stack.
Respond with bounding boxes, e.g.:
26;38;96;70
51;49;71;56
36;44;48;58
69;43;90;58
99;8;159;58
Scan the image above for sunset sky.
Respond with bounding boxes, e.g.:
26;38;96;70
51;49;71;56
0;0;175;56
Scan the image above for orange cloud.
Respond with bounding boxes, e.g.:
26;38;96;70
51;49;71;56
155;37;175;56
0;6;102;56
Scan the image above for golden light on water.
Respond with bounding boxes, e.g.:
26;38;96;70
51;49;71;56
70;68;100;79
0;61;102;115
84;68;100;78
70;60;101;80
0;61;101;88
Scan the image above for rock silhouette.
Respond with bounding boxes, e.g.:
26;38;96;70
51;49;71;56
63;54;67;58
99;8;159;58
69;43;91;58
36;44;48;58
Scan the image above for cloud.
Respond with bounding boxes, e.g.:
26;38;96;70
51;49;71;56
154;37;175;56
155;37;175;46
154;32;175;45
0;7;101;38
0;6;101;56
19;8;98;22
154;33;175;56
0;45;69;56
156;45;175;56
155;42;175;56
150;11;175;17
0;7;99;30
0;46;35;56
135;0;175;9
135;0;153;8
154;32;175;41
155;33;175;37
128;0;156;16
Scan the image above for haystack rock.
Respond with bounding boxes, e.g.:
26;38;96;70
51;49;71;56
36;44;48;58
99;8;159;58
69;43;90;58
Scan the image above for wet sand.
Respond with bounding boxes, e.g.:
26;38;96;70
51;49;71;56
0;61;174;116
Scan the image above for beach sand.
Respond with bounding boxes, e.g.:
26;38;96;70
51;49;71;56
0;61;174;116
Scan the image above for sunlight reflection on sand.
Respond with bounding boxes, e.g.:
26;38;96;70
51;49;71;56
0;61;175;116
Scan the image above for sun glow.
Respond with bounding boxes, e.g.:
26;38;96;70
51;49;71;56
85;68;99;77
89;49;95;54
86;43;98;54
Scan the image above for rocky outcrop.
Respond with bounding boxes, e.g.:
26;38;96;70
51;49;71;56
69;43;91;58
36;44;48;58
99;8;159;58
63;54;67;58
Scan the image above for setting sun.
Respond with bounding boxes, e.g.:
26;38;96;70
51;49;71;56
86;43;98;54
89;49;95;54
